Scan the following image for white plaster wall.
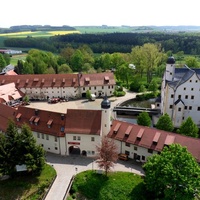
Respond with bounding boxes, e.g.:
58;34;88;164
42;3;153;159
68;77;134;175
80;85;115;97
32;131;61;154
65;134;101;156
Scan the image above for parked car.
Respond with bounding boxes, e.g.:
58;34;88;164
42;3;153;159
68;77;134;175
118;153;128;161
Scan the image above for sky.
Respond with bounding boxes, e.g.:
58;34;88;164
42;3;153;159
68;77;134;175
1;0;200;28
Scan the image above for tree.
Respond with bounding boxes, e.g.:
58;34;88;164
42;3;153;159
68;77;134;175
156;113;174;132
143;144;200;199
96;136;118;176
0;120;45;177
137;112;151;127
86;90;91;100
148;79;158;95
184;56;199;68
177;117;199;138
58;64;73;74
0;53;7;71
70;49;84;72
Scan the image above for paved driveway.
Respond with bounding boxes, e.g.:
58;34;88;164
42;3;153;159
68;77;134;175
45;153;144;200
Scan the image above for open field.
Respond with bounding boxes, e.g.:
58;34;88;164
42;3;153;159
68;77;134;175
10;53;27;65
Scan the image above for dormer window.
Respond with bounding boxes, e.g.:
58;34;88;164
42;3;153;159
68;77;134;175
153;132;161;145
137;128;144;140
47;119;53;128
29;116;35;124
16;113;22;121
34;117;40;125
113;123;121;134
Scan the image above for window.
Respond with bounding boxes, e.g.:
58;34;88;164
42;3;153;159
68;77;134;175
190;80;192;82
73;136;76;140
125;150;130;156
178;95;181;99
157;103;159;107
196;80;198;83
77;136;81;141
189;106;192;110
148;149;153;154
37;132;40;138
83;87;85;91
94;86;96;90
142;156;145;161
55;147;58;150
46;135;49;140
185;95;188;99
171;94;174;98
185;106;187;109
184;87;186;90
92;151;95;155
55;136;58;142
191;88;194;91
102;86;104;89
182;117;185;120
89;87;91;90
170;72;172;75
42;134;44;139
169;105;173;109
191;95;194;99
125;142;130;147
198;107;200;111
91;137;95;141
178;107;181;111
134;146;137;151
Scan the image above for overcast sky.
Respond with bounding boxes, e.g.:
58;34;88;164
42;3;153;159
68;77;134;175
1;0;200;28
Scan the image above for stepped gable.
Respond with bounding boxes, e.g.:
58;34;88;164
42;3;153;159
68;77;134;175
79;72;115;86
0;103;16;132
0;74;79;88
108;120;200;162
15;106;66;137
65;109;102;135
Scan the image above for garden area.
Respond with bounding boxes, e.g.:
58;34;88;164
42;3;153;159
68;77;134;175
67;170;146;200
0;164;56;200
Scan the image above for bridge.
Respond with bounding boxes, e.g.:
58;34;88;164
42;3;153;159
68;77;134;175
113;106;161;116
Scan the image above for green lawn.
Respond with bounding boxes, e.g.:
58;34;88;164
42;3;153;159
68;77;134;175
0;164;56;200
10;53;27;65
68;170;146;200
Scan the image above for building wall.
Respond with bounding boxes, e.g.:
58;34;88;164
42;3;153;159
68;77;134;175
165;73;200;127
80;85;115;97
32;131;62;154
65;133;101;156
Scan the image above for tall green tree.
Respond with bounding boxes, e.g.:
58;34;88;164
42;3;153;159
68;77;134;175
177;117;199;138
143;144;200;199
156;113;174;132
70;49;84;72
137;112;151;127
0;54;7;71
184;56;199;68
0;120;45;177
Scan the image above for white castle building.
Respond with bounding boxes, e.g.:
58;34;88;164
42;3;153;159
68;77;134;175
155;56;200;128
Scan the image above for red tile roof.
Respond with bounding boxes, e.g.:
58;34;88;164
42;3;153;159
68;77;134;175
0;103;16;132
15;106;66;137
0;74;79;88
0;73;116;89
108;120;200;162
65;109;102;135
79;72;115;87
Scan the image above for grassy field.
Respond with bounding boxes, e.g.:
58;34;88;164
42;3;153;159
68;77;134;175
75;26;135;33
68;170;146;200
0;164;56;200
10;53;27;65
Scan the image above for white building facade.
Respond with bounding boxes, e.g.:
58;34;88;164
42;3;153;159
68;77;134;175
156;56;200;128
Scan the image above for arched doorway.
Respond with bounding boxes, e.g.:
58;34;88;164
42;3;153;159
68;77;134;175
82;150;87;156
69;146;80;155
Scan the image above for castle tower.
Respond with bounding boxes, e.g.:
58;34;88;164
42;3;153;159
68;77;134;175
165;56;175;81
101;95;111;136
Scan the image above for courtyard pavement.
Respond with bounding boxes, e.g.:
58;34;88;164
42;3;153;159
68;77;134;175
45;153;144;200
26;90;140;200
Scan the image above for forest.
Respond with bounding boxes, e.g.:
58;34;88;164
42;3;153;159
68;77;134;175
4;32;200;54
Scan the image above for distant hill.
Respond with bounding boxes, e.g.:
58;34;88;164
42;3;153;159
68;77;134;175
0;25;76;33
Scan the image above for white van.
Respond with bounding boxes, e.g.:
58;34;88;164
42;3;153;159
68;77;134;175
90;94;96;101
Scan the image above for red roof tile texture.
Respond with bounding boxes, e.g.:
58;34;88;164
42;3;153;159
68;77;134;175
108;120;200;162
79;72;115;87
65;109;102;135
15;106;66;137
0;72;115;88
0;103;16;132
